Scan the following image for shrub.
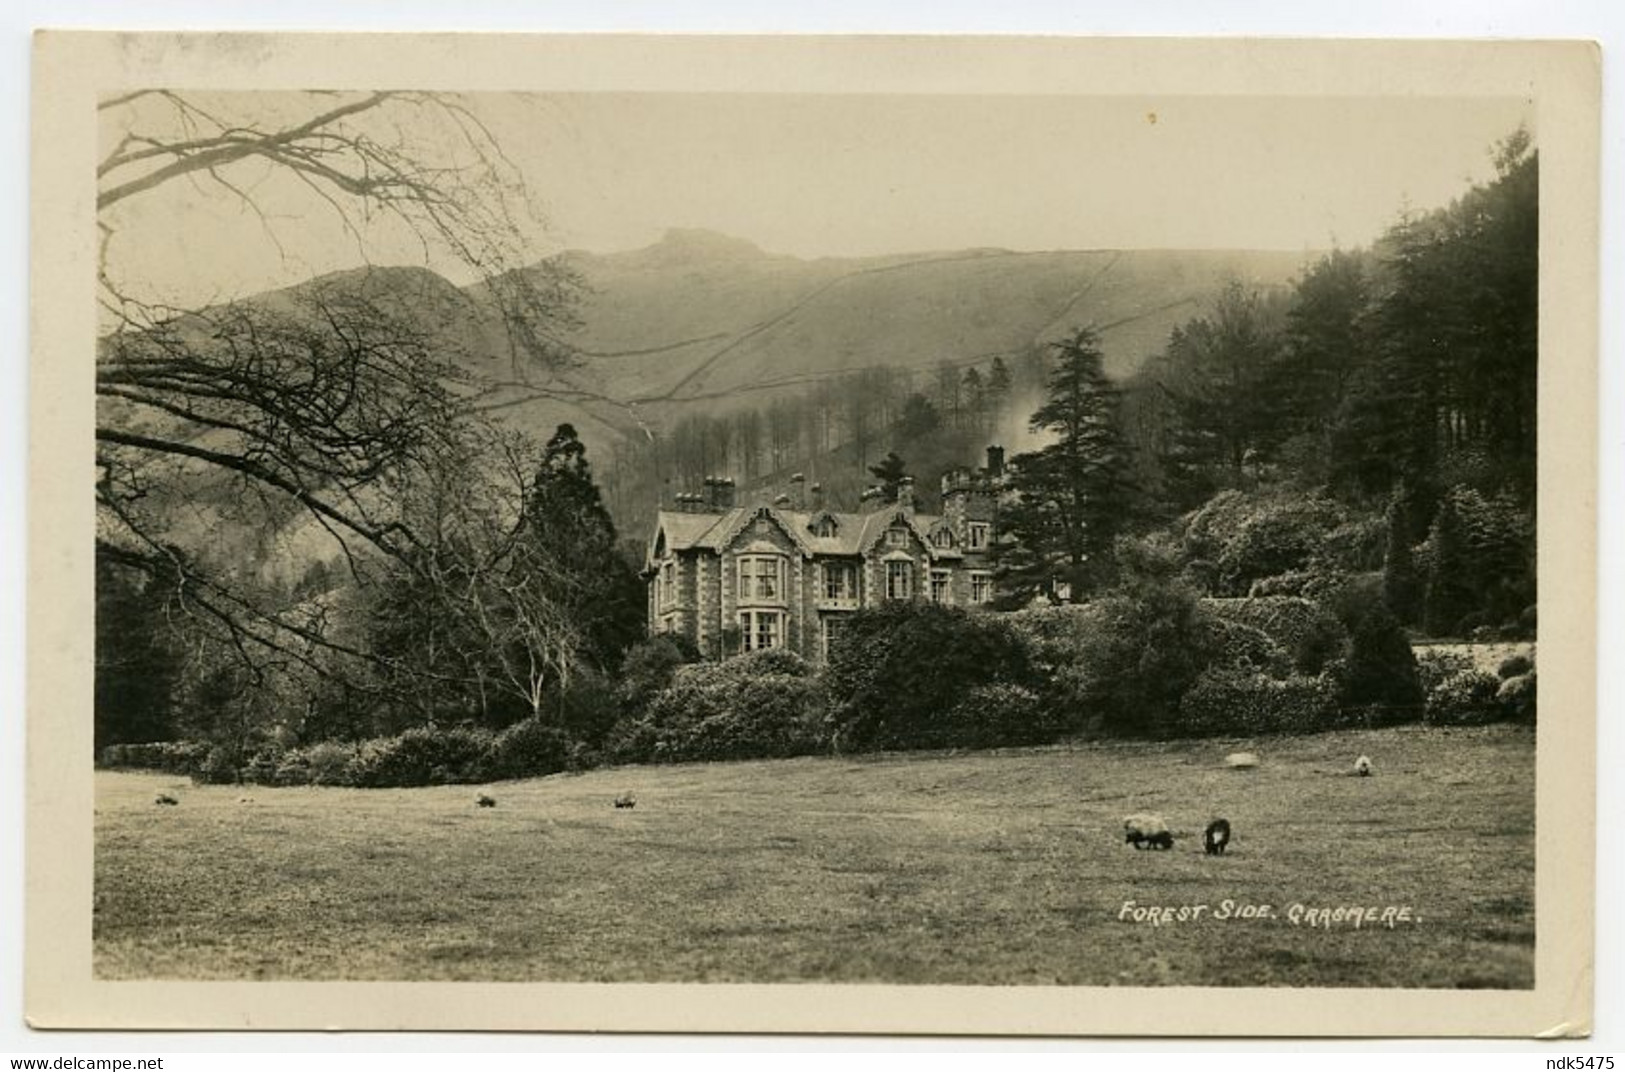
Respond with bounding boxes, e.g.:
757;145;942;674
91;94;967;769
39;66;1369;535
344;725;494;788
619;634;702;713
1313;579;1424;717
1497;653;1534;680
479;718;572;782
1424;670;1503;726
195;745;242;785
643;671;826;763
1211;497;1346;596
241;745;285;786
100;740;210;775
1203;596;1349;676
825;602;1040;750
1176;668;1341;738
1415;649;1476;694
1496;671;1537;722
303;740;358;785
1201;615;1289;675
674;647;814;685
937;683;1060;750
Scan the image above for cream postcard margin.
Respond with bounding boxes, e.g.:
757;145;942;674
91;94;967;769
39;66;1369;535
27;32;1600;1036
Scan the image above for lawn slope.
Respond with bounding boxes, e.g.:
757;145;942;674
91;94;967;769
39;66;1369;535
94;724;1534;986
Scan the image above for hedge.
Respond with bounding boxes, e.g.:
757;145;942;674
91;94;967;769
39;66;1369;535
1175;668;1342;738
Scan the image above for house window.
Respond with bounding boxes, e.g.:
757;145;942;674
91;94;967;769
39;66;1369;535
822;614;847;661
886;526;910;548
970;571;993;605
823;560;857;600
812;516;838;538
968;522;990;550
661;561;676;607
933;528;954;549
886;560;913;601
738;555;785;603
739;609;784;652
930;569;951;604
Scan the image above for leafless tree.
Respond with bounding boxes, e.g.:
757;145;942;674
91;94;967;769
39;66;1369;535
94;90;589;718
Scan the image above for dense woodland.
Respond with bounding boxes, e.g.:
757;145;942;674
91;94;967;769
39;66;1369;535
95;100;1537;782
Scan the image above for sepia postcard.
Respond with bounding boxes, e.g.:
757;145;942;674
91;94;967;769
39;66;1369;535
27;31;1599;1036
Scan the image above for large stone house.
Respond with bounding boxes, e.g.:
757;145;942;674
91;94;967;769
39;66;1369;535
645;447;1006;661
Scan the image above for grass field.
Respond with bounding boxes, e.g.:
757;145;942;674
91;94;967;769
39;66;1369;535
94;724;1535;987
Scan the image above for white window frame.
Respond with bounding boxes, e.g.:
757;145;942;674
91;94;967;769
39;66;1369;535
886;526;911;548
661;560;676;607
823;560;857;600
885;559;914;601
739;609;785;652
968;522;991;550
970;570;993;605
930;569;952;604
933;528;955;549
821;614;848;661
737;554;787;604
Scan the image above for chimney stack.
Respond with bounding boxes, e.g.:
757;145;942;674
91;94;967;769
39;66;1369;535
715;477;736;510
810;482;824;511
789;472;806;511
897;475;917;516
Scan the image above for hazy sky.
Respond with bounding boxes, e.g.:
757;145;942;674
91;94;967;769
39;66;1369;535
100;91;1533;309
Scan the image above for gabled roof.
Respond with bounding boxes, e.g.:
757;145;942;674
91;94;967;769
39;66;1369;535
650;503;975;563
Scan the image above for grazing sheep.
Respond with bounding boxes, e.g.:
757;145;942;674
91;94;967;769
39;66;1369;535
476;793;497;808
237;796;253;804
1354;755;1373;777
1123;813;1171;850
613;792;636;810
1204;818;1232;856
154;794;178;806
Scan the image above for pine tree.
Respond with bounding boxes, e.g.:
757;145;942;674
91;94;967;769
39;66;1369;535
1381;483;1423;624
868;450;910;503
997;327;1130;603
523;424;645;675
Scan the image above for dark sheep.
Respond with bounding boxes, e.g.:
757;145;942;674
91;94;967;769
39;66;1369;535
614;793;636;809
1204;818;1232;856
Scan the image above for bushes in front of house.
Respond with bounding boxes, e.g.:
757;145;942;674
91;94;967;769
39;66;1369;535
824;602;1050;751
628;654;827;763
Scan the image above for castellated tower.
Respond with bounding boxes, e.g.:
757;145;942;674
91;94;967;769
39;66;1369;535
940;445;1005;551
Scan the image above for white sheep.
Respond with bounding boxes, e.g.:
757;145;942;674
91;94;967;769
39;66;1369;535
1354;755;1372;777
1123;813;1173;850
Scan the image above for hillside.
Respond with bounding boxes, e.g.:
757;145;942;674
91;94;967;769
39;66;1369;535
473;230;1313;439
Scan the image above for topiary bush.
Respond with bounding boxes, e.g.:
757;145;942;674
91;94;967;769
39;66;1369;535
479;718;572;782
344;725;494;788
825;602;1042;750
1175;668;1341;738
